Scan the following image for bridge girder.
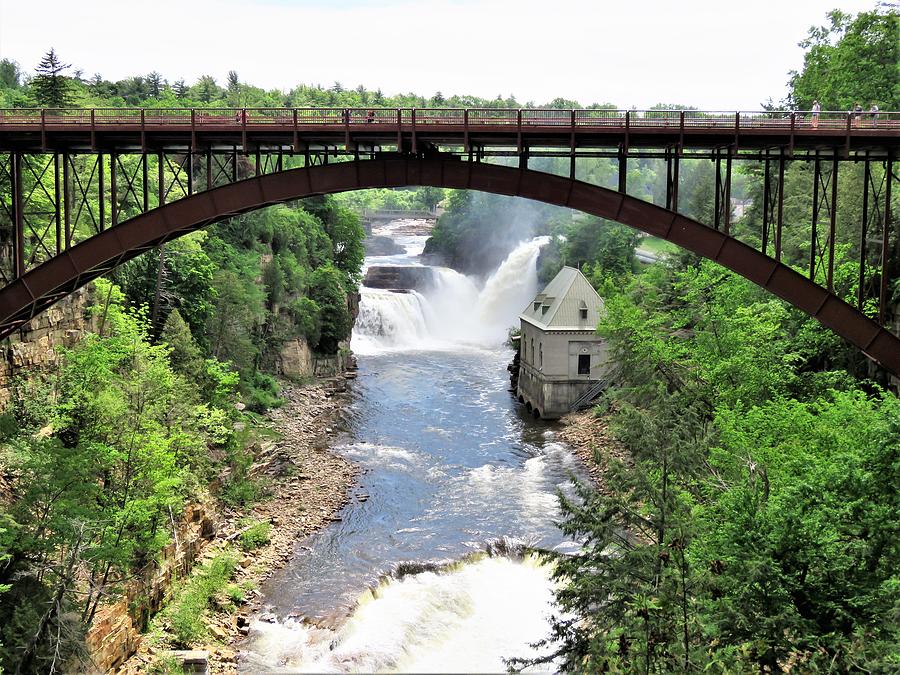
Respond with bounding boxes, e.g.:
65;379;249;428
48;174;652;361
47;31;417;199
0;157;898;378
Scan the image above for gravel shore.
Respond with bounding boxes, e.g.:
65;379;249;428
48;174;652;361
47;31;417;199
555;409;631;494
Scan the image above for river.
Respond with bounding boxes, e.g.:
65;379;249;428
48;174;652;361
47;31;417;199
240;220;587;673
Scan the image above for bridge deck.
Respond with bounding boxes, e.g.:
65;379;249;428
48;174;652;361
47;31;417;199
1;108;897;152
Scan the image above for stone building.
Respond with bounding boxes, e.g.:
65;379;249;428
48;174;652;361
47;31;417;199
516;266;608;419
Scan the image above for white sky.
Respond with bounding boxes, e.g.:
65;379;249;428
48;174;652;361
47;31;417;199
0;0;883;110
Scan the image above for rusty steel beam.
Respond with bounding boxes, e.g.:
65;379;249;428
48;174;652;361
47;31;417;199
1;157;898;378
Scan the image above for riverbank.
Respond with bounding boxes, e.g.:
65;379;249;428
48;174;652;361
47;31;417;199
120;377;358;675
555;409;630;494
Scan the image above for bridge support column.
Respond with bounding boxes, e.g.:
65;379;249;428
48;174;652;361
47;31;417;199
617;145;627;194
12;152;24;278
880;151;893;324
665;146;680;212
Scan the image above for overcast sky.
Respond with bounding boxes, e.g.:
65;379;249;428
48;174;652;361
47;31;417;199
0;0;883;109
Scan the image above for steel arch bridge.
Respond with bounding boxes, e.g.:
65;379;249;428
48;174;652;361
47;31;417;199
0;108;898;377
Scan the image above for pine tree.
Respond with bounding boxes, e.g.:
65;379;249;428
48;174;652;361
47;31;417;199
31;48;71;108
172;78;187;99
147;71;163;98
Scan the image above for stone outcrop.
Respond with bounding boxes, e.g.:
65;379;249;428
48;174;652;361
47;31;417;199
363;235;405;256
278;338;314;379
85;503;216;673
0;286;97;407
363;265;435;290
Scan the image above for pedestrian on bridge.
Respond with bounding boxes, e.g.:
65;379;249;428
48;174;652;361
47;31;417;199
853;102;863;127
811;100;821;128
870;103;879;127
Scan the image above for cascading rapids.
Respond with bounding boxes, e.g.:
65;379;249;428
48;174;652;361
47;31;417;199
352;236;550;353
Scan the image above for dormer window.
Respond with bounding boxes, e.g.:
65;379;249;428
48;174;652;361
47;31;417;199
580;308;588;320
533;301;542;311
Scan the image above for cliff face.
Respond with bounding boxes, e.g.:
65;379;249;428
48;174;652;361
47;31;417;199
0;286;97;408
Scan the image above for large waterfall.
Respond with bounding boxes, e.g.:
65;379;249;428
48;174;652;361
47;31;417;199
352;236;550;354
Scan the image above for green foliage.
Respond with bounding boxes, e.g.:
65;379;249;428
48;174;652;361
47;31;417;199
0;282;241;672
308;264;352;353
165;552;237;645
31;48;72;107
529;252;900;672
238;519;272;551
789;8;900;111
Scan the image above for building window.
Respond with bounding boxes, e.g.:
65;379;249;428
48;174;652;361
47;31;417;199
578;354;590;375
531;339;534;363
580;308;588;320
539;343;543;368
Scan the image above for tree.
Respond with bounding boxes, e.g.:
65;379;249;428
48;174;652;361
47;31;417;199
308;264;351;353
194;75;219;104
172;79;188;99
146;71;163;98
31;49;72;108
789;8;900;110
0;59;21;89
226;70;242;106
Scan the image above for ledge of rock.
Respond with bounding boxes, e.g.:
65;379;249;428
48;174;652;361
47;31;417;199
363;265;436;291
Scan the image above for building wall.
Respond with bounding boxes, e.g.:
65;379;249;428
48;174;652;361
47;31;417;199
517;322;609;418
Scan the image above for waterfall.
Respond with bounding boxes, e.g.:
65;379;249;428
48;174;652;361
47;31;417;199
352;289;434;355
352;236;550;353
243;555;558;673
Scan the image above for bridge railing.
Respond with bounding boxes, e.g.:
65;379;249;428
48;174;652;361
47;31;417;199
1;108;898;129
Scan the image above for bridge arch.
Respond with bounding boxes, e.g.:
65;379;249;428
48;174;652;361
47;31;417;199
2;157;898;376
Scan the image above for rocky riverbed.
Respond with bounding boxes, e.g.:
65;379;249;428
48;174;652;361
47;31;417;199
121;377;358;675
555;409;631;494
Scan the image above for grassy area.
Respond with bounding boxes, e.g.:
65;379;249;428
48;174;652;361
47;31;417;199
163;550;239;645
636;236;679;256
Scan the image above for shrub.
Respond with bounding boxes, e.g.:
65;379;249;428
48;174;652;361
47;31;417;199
167;552;237;645
238;519;272;552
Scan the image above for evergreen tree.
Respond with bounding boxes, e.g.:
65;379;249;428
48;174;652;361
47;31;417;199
31;48;71;108
172;78;187;99
147;71;163;98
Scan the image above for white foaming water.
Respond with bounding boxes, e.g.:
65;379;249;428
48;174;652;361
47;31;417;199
243;555;557;673
353;236;550;353
352;289;434;355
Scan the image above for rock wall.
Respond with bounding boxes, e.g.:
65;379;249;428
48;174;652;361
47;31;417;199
0;287;97;408
85;503;216;673
278;337;314;379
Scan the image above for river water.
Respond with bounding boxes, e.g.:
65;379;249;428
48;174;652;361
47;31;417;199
240;220;586;673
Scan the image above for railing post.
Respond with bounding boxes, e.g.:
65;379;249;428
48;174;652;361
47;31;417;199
624;110;630;152
734;111;740;149
292;108;299;153
40;108;46;150
140;108;146;152
788;111;795;156
241;108;248;154
190;109;196;152
517;109;523;156
90;108;96;151
463;109;469;153
411;108;417;155
679;110;685;150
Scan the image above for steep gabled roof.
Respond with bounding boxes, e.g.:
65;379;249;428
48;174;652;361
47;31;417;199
519;266;605;331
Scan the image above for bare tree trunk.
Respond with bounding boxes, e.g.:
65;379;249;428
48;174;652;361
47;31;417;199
17;525;85;675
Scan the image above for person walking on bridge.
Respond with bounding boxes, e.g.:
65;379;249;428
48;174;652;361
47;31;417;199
870;103;879;127
811;100;821;128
